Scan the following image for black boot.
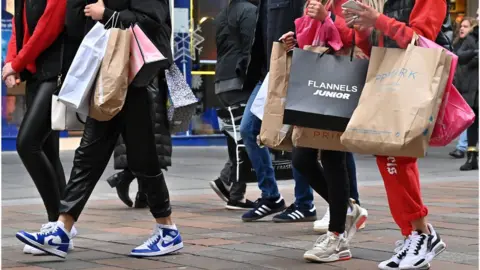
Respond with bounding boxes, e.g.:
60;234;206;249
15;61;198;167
134;179;148;209
460;151;479;171
449;149;465;159
106;169;135;207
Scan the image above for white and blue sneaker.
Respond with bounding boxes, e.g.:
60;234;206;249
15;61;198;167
23;222;77;255
16;221;71;258
131;224;183;257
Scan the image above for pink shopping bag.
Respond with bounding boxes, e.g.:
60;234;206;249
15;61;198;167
129;24;169;87
416;35;475;146
295;9;342;51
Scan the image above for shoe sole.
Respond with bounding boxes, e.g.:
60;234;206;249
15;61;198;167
130;242;184;257
304;250;352;263
209;181;229;203
225;205;254;211
272;216;317;223
407;242;446;270
379;263;431;270
16;233;67;258
242;206;287;222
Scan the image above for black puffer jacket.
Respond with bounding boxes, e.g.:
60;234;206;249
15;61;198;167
114;76;172;170
455;26;479;108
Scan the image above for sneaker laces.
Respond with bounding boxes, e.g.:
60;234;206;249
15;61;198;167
38;223;58;236
406;232;426;256
143;226;162;247
395;237;411;259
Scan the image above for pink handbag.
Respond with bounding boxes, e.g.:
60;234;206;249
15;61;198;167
295;10;343;51
129;24;168;87
416;35;475;146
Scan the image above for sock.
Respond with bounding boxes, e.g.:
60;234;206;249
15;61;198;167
157;223;178;230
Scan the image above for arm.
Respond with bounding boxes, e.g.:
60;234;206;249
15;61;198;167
5;18;17;64
456;36;477;65
65;0;87;42
11;0;66;73
102;0;169;31
374;0;446;49
237;6;257;77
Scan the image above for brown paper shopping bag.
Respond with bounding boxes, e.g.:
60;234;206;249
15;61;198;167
293;127;348;151
260;43;329;151
340;41;451;157
90;28;131;121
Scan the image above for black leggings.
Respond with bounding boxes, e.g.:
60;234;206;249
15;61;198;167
17;78;66;222
467;107;479;148
59;77;171;221
292;147;350;233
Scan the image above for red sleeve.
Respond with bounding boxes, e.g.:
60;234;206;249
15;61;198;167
11;0;66;72
374;0;447;49
5;18;17;64
331;0;372;56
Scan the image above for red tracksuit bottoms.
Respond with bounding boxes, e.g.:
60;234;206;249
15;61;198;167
376;156;429;236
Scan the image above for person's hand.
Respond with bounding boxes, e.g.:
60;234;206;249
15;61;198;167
2;62;16;80
306;0;328;22
4;75;18;88
279;31;296;51
342;1;380;29
84;0;105;21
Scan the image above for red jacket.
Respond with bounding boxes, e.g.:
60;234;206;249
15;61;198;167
332;0;447;56
5;0;66;74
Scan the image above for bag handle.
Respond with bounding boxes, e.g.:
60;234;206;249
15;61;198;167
410;32;419;46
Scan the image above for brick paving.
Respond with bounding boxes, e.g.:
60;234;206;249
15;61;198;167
2;146;479;269
2;180;478;270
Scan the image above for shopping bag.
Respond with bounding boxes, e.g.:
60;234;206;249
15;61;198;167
259;42;294;151
52;94;86;131
58;22;111;115
129;24;169;88
416;35;475;146
340;40;451;157
165;64;198;133
90;28;131;121
283;48;369;132
292;127;347;151
250;72;269;120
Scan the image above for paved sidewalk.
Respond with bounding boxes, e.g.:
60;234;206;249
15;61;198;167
2;147;479;269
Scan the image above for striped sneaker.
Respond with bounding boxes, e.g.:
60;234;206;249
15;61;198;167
242;196;286;222
272;204;317;223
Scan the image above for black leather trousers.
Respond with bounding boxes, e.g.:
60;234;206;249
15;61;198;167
59;77;171;221
17;78;66;222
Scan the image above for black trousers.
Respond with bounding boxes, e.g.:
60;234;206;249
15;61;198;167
467;107;479;148
217;90;251;201
60;77;171;221
292;147;349;233
17;78;66;222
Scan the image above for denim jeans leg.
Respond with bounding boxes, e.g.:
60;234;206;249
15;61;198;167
240;81;279;199
293;167;314;211
346;152;360;205
456;130;468;152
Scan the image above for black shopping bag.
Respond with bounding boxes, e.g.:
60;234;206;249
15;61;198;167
217;106;293;183
283;48;369;132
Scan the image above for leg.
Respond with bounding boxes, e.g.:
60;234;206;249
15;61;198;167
457;130;468;151
376;156;425;236
320;150;349;234
346;152;360;205
292;147;328;201
17;80;65;222
240;82;279;199
59;116;122;227
271;148;318;223
461;108;479;170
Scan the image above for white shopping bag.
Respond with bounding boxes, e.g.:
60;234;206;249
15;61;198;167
58;22;111;115
250;72;269;120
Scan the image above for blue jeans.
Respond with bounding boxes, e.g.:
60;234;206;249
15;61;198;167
240;82;280;199
456;130;468;152
347;152;360;205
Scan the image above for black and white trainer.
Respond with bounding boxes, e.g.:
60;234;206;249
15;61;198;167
398;224;446;269
272;204;317;223
378;237;430;270
209;179;231;203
